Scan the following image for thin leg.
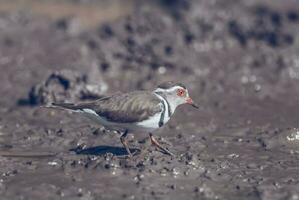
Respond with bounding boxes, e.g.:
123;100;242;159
149;133;174;156
120;130;132;157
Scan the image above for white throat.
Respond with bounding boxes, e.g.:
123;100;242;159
153;91;180;115
163;95;180;114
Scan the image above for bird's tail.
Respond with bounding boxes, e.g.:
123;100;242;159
41;102;79;111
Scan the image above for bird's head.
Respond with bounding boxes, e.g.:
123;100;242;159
154;82;199;109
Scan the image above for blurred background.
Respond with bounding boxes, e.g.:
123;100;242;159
0;0;134;28
1;0;299;199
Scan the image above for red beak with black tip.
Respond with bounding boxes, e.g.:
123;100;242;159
186;97;199;109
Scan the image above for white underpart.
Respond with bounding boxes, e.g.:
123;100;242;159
80;108;112;127
78;108;123;131
135;111;162;131
78;108;162;132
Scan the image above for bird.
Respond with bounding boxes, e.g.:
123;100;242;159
50;82;199;157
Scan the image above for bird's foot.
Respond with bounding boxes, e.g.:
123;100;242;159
149;133;175;157
119;130;143;158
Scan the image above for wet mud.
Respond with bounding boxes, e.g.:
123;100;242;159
1;0;299;199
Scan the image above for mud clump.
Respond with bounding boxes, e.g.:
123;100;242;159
24;70;107;105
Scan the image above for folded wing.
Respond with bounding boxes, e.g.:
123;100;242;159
52;91;162;123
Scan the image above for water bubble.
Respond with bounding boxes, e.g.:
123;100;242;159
171;168;180;177
227;153;239;159
158;66;166;74
286;131;299;141
254;84;261;92
159;168;168;177
289;68;297;79
241;76;249;84
48;161;58;166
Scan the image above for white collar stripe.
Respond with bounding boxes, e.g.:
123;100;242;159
154;92;171;126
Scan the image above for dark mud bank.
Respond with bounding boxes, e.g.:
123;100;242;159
0;0;299;199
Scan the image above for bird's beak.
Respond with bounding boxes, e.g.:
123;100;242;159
186;97;199;109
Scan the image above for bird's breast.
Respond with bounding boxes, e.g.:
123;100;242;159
135;112;161;130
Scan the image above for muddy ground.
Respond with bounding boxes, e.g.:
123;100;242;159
1;0;299;199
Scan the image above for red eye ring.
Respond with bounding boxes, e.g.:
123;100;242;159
177;89;185;97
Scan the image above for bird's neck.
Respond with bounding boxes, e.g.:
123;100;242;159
154;92;178;116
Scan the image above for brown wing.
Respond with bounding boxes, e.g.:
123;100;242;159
59;91;163;123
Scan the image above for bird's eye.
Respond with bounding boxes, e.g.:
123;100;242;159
177;89;185;97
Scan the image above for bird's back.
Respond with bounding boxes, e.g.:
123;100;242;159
53;91;163;124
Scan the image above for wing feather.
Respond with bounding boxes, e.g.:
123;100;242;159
53;91;162;123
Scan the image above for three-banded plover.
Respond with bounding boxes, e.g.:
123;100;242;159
51;82;198;157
